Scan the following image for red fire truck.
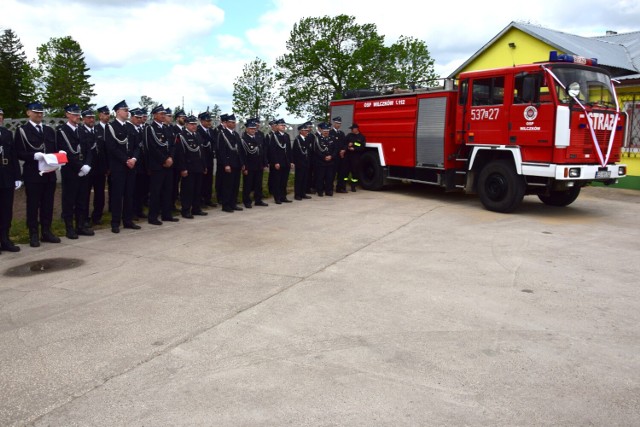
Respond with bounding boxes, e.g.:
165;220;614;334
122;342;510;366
330;52;627;212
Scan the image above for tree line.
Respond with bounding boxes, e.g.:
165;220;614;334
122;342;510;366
0;14;437;122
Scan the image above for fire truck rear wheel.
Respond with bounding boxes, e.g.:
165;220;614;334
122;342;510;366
537;186;581;207
477;160;526;213
359;151;384;190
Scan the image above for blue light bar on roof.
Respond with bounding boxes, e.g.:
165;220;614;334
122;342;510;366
549;51;598;66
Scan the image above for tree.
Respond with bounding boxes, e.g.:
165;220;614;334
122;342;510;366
276;15;439;120
384;36;439;89
35;36;95;115
0;29;36;117
276;15;386;120
139;95;158;112
232;57;281;122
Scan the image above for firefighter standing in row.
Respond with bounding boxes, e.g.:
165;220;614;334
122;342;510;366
175;115;207;219
314;122;337;197
15;101;61;247
344;123;366;191
240;120;268;208
330;116;348;193
217;114;245;212
292;123;312;201
56;104;94;239
0;107;21;253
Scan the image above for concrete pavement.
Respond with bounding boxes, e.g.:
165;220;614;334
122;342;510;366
1;186;639;426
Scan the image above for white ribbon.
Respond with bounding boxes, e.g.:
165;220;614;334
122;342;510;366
542;65;620;167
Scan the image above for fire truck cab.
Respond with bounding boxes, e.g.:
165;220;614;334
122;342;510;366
330;52;627;212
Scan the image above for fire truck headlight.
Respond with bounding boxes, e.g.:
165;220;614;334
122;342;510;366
569;168;581;178
619;166;626;176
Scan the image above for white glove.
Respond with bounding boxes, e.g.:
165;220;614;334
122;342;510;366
78;164;91;177
15;180;23;190
34;152;45;160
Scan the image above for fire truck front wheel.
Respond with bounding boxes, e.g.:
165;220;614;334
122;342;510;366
359;151;384;190
477;160;526;213
537;186;581;207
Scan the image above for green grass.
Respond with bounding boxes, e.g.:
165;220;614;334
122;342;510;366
590;175;640;190
9;171;297;244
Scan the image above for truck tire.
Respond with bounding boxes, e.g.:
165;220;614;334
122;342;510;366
477;160;526;213
359;151;384;190
538;186;581;207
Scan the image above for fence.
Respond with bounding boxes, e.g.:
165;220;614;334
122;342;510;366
619;92;640;157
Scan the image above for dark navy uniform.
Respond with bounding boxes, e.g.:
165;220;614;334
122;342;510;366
0;115;21;252
105;101;140;231
292;125;312;200
267;119;292;203
56;106;93;238
330;117;347;192
84;120;108;225
196;112;216;207
217;116;245;212
314;124;338;196
15;102;60;246
145;107;176;223
240;122;267;208
175;121;206;218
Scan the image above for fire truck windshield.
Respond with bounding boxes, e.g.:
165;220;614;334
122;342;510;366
550;66;615;107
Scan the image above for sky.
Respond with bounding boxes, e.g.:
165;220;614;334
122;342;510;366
2;0;640;121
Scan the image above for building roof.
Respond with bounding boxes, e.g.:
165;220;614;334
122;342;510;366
450;21;640;78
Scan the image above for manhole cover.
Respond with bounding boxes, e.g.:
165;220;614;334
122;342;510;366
4;258;84;277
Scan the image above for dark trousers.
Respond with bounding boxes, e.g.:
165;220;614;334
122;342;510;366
221;168;241;209
307;162;315;193
270;165;290;202
201;166;214;204
172;168;180;207
61;168;89;225
294;165;308;199
315;162;334;195
0;186;14;234
110;167;136;227
87;171;106;223
25;180;56;230
134;172;149;216
180;172;203;215
148;168;173;220
335;156;346;190
215;159;224;203
242;169;264;205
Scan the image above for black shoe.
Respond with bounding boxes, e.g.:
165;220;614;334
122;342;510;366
1;238;20;252
123;223;141;230
42;229;61;243
92;219;103;226
66;229;79;240
317;193;324;197
302;195;312;199
29;232;40;248
206;201;218;207
111;226;120;234
282;198;292;203
233;206;244;211
255;201;268;207
275;200;282;204
222;207;234;213
162;217;180;222
244;204;252;209
351;185;357;192
326;193;333;197
336;188;348;193
294;197;302;201
148;219;163;226
182;213;194;219
77;227;95;236
192;211;208;216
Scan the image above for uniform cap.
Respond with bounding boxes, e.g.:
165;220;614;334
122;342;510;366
174;109;187;118
225;114;237;122
349;123;359;129
332;116;342;123
64;104;82;114
26;101;45;113
297;124;309;131
97;105;110;114
220;113;229;122
164;107;172;115
151;104;166;114
275;118;286;125
81;108;95;117
198;111;212;121
113;100;128;111
186;115;198;124
318;122;331;130
245;120;257;129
